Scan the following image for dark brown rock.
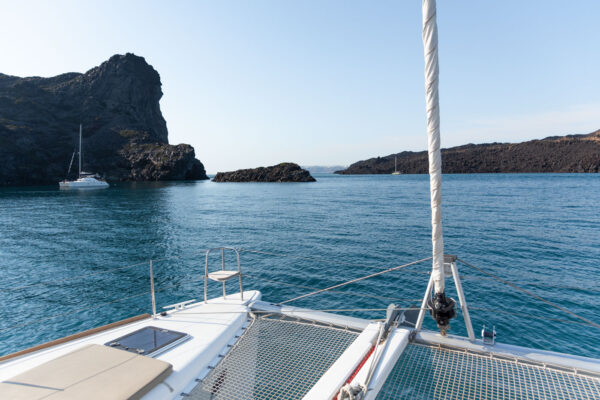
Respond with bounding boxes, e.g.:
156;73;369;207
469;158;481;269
0;53;208;186
336;130;600;174
213;163;316;182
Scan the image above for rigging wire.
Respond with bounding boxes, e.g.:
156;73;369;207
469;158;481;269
280;257;433;305
0;290;151;334
239;248;432;274
243;273;422;304
0;274;205;335
457;257;600;330
239;248;392;269
1;261;149;292
460;274;600;294
0;247;217;291
0;248;419;292
3;256;599;342
3;249;599;335
5;247;595;295
185;307;424;315
242;249;600;294
467;306;597;329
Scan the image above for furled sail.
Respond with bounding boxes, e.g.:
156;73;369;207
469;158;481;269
422;0;456;335
422;0;444;294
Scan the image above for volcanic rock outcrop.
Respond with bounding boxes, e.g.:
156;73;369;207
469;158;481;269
213;163;316;182
0;53;208;185
336;130;600;174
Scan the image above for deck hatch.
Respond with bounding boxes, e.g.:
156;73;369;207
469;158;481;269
105;326;188;357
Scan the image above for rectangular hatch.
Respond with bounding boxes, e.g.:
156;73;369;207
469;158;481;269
105;326;189;357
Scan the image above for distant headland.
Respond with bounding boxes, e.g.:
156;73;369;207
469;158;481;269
302;165;347;174
213;163;316;182
0;53;208;186
336;129;600;174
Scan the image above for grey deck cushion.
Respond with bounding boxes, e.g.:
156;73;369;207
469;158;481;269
0;344;172;400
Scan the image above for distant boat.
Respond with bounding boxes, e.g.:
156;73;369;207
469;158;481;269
391;156;401;175
59;124;109;189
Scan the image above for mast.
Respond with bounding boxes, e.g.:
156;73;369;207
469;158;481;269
422;0;455;335
78;124;82;178
66;150;76;178
394;156;397;173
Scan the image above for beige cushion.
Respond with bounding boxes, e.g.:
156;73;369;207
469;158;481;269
0;344;172;400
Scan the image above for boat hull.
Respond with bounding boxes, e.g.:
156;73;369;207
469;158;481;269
59;179;109;189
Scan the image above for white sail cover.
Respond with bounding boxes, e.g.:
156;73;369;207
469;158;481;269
422;0;445;293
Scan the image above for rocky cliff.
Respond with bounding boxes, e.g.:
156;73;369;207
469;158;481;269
213;163;316;182
336;130;600;174
0;53;208;185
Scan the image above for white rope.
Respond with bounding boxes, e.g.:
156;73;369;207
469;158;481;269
337;383;366;400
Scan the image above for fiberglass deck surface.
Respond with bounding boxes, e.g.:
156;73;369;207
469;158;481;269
376;343;600;400
186;315;360;400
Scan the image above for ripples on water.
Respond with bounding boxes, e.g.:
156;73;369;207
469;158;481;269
0;174;598;358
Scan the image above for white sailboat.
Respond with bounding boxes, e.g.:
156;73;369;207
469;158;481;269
1;2;599;399
391;156;401;175
59;124;109;189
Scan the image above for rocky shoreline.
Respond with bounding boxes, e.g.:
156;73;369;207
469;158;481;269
213;163;316;182
336;130;600;174
0;53;208;186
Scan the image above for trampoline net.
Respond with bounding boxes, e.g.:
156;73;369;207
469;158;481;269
376;343;600;400
186;314;360;400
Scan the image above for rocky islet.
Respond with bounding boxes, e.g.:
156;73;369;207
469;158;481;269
213;163;316;182
0;53;208;185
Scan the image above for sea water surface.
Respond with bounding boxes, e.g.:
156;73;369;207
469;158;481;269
0;174;599;358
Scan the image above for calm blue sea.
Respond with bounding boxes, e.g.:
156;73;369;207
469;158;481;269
0;174;599;358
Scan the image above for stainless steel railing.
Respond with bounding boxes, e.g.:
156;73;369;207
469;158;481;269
203;247;243;303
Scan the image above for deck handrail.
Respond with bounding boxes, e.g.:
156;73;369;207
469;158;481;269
203;247;243;303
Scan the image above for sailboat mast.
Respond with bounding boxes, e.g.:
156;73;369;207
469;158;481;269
66;150;76;177
422;0;455;334
78;124;82;178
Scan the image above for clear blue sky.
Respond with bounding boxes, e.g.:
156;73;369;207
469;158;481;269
1;0;598;173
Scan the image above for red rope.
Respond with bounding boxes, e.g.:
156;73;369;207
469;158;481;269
332;343;376;399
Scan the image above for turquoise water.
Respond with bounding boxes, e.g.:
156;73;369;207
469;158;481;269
0;174;599;358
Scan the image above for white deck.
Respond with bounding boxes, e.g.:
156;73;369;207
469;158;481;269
2;290;599;399
0;291;261;400
0;292;412;400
